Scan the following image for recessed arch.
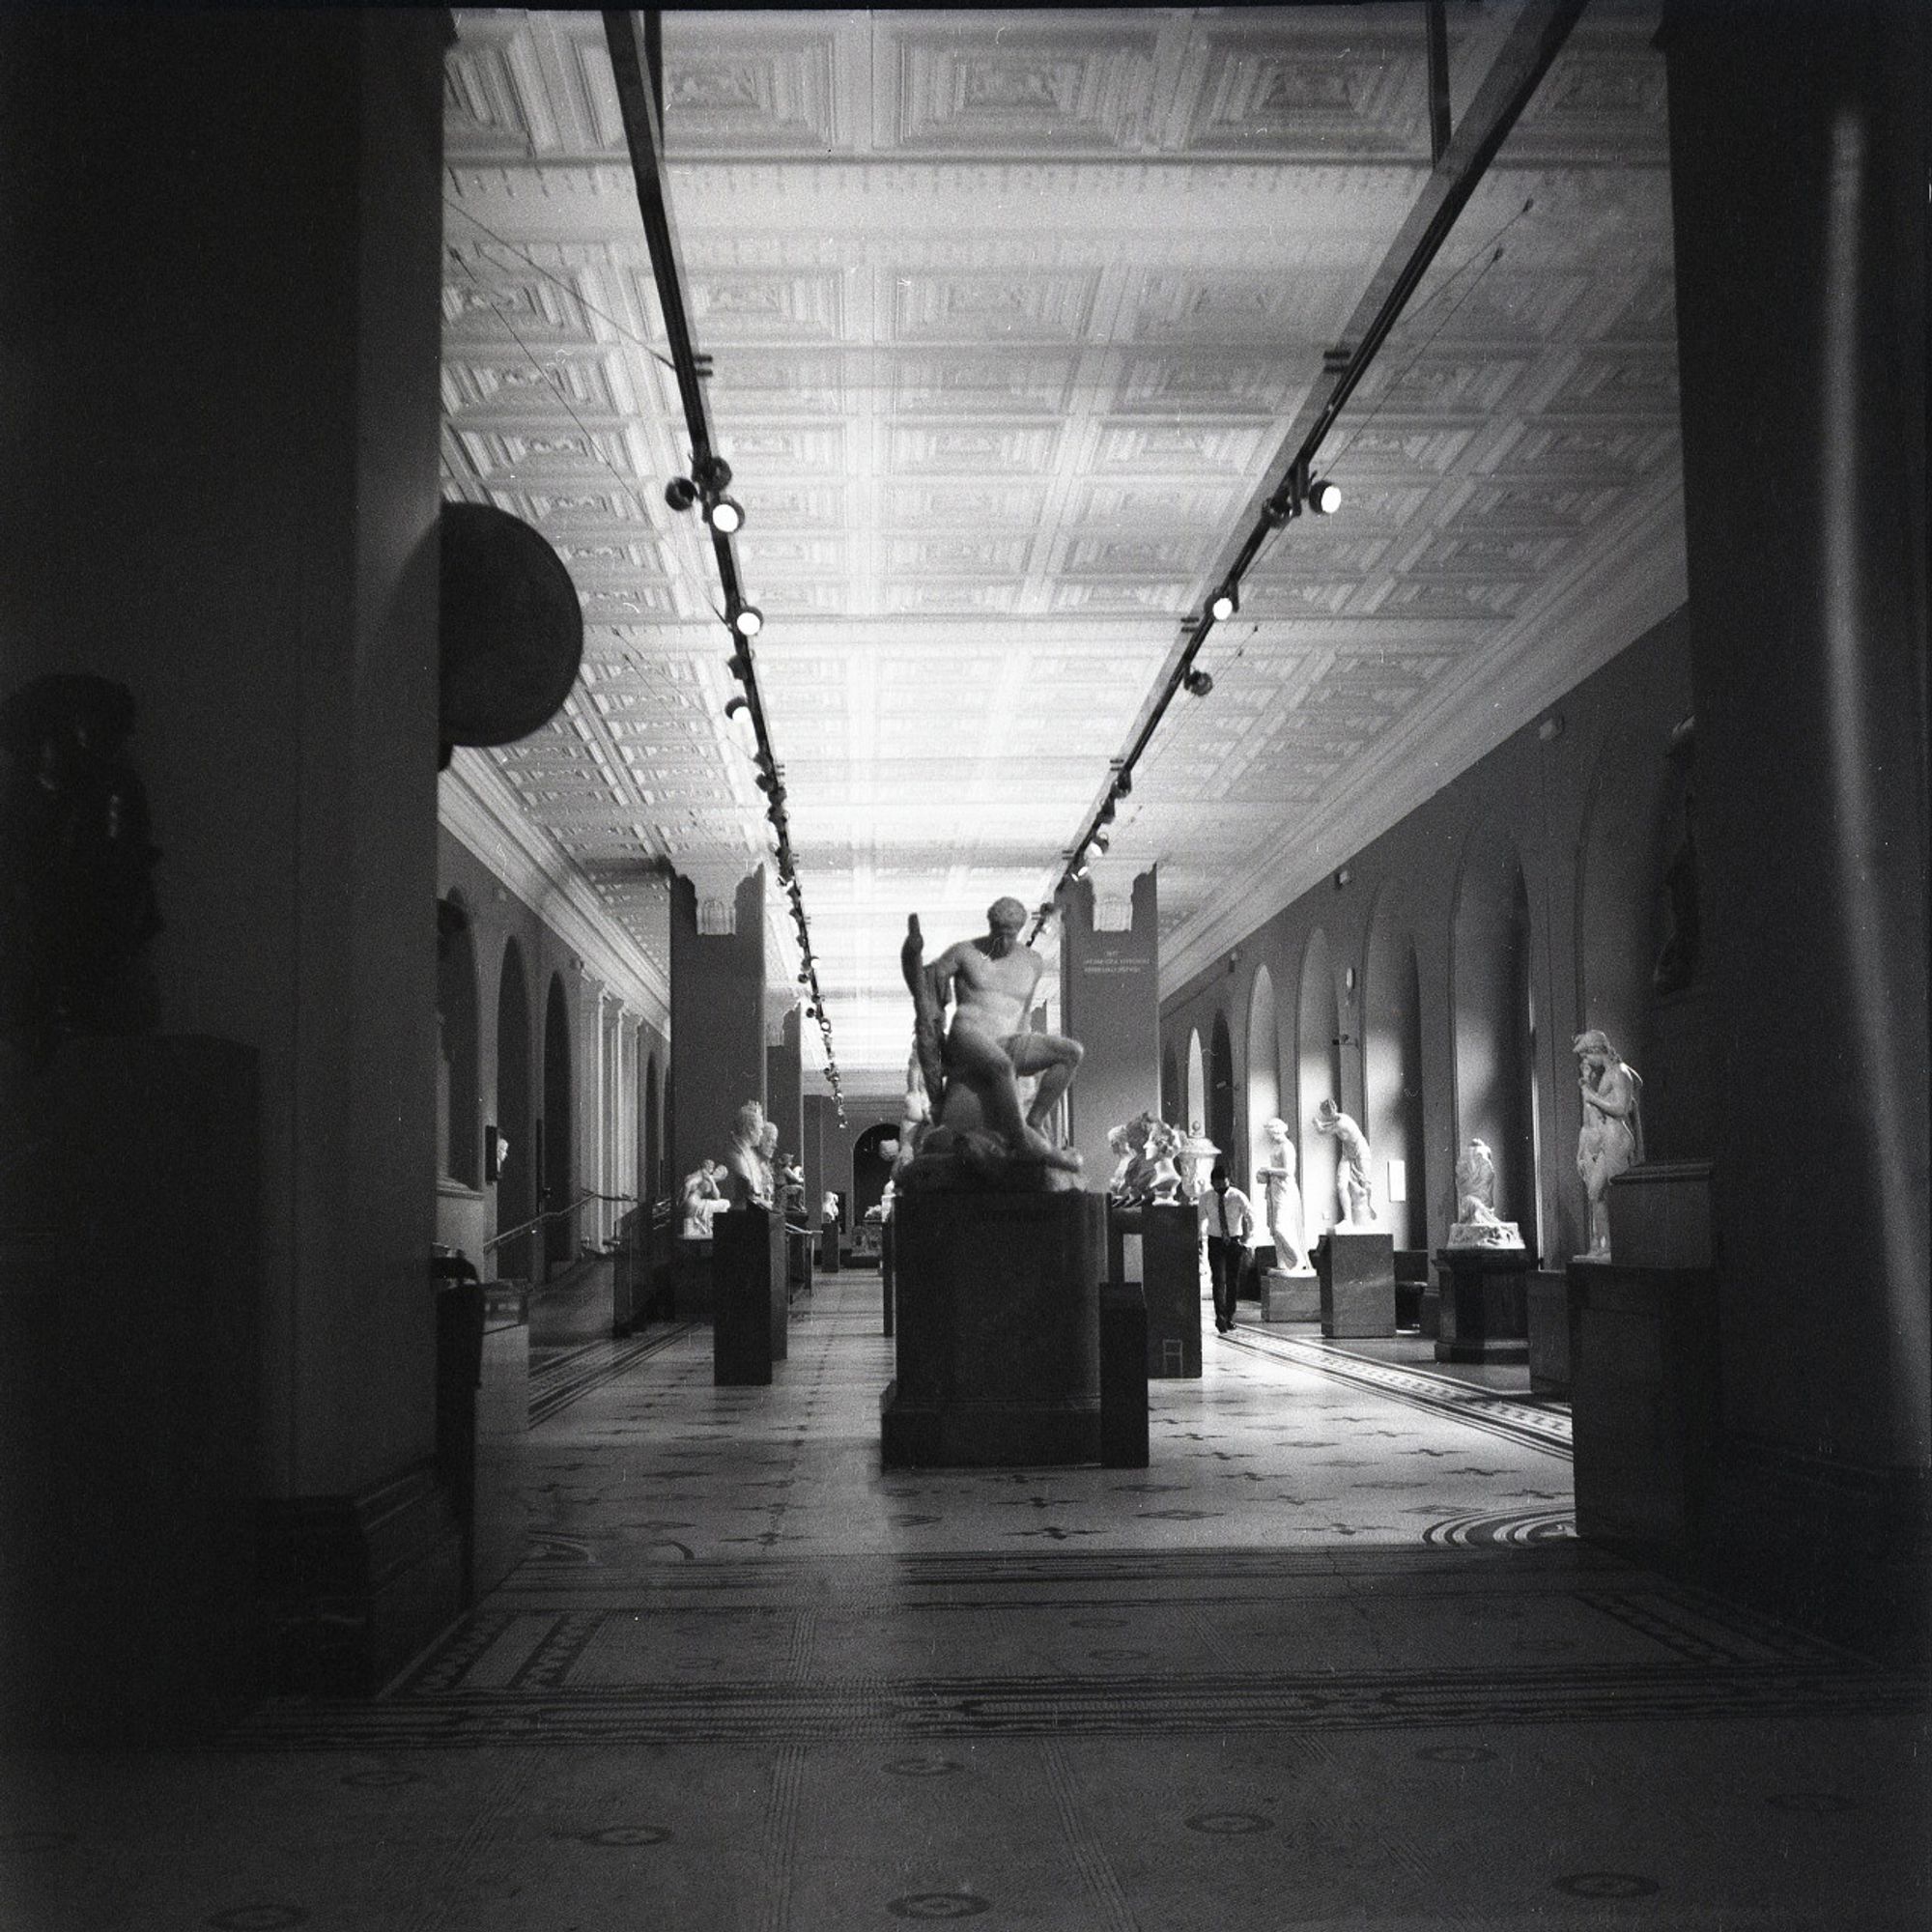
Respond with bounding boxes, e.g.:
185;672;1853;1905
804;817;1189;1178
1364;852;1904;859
1208;1009;1236;1164
1161;1041;1180;1125
1452;820;1538;1243
1297;927;1341;1237
542;971;574;1276
852;1122;896;1226
1364;883;1427;1249
436;894;480;1189
1244;965;1280;1191
1184;1028;1206;1136
494;936;533;1279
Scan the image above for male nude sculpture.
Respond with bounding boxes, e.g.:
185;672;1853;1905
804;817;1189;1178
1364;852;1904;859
906;897;1083;1172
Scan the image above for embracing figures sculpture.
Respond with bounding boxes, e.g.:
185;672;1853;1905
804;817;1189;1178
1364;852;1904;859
898;897;1084;1191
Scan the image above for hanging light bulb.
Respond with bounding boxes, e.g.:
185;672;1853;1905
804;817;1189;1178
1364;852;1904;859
692;453;733;493
1208;583;1238;623
1183;668;1214;698
664;476;698;513
731;604;763;639
704;495;745;535
1308;475;1342;515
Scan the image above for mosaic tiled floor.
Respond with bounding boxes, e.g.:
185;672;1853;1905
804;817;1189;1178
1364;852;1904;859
6;1271;1926;1930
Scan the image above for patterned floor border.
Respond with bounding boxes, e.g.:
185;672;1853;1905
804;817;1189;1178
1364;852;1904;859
222;1659;1923;1751
1226;1325;1574;1459
527;1322;695;1428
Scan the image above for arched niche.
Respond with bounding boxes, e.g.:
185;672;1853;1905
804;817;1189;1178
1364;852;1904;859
643;1051;660;1205
1452;821;1538;1242
1244;966;1280;1189
542;972;574;1276
852;1122;896;1225
1208;1009;1236;1165
1161;1042;1180;1125
1185;1029;1206;1135
436;895;480;1188
1363;886;1427;1249
495;937;533;1280
1297;928;1341;1236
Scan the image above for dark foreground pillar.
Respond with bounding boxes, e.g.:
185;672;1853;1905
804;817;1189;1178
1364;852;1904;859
882;1189;1105;1467
714;1206;786;1385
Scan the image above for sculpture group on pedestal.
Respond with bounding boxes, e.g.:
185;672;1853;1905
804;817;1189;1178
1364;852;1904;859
1254;1117;1313;1275
1175;1124;1218;1202
1313;1098;1378;1229
895;897;1085;1192
1575;1029;1642;1259
1448;1137;1524;1251
680;1159;727;1238
1106;1111;1183;1207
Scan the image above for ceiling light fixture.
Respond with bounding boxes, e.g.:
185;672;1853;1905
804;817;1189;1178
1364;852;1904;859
1208;584;1238;623
1183;668;1214;698
731;604;763;638
704;495;745;535
691;453;733;494
1307;475;1342;515
664;476;698;513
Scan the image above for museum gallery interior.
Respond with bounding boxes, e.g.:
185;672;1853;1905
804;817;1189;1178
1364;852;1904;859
1;4;1927;1927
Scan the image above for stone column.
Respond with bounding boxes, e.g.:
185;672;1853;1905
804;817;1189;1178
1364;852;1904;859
1057;868;1160;1187
767;1005;804;1170
1659;0;1927;1659
0;9;455;1704
668;867;769;1185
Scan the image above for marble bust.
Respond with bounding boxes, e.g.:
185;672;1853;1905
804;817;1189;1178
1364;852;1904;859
1575;1029;1642;1259
1313;1098;1377;1229
1448;1137;1523;1250
1175;1124;1218;1202
1254;1116;1313;1274
722;1099;772;1208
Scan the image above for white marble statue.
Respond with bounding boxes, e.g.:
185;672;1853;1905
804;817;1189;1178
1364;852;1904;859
1141;1117;1185;1206
679;1159;726;1238
1575;1029;1642;1259
1448;1137;1523;1250
722;1099;772;1208
758;1119;781;1204
1313;1098;1377;1229
894;1051;931;1178
898;897;1085;1189
1254;1116;1313;1274
1105;1120;1139;1200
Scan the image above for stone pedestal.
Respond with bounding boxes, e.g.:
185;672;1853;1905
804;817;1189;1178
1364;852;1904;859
1315;1229;1396;1339
1262;1266;1320;1321
672;1238;713;1321
1606;1160;1715;1269
1527;1269;1571;1396
1111;1202;1200;1378
788;1229;814;1298
1394;1249;1431;1331
882;1189;1104;1468
1099;1284;1151;1469
881;1216;896;1336
1433;1247;1535;1364
1567;1259;1720;1557
713;1207;786;1386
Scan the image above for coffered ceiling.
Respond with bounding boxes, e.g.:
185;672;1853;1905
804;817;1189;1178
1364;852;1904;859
438;4;1685;1085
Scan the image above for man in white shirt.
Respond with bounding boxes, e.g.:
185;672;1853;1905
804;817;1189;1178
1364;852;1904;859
1198;1161;1255;1335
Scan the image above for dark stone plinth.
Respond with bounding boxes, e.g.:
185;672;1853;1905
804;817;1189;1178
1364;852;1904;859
1314;1230;1396;1338
1127;1203;1200;1378
1394;1248;1430;1330
713;1208;786;1385
881;1217;895;1336
672;1238;713;1321
818;1227;839;1273
1099;1284;1151;1468
1433;1247;1535;1363
881;1189;1104;1467
1262;1267;1319;1321
788;1230;814;1297
1567;1259;1719;1557
1527;1269;1570;1395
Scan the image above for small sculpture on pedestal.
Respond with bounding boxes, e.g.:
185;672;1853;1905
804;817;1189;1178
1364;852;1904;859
722;1099;773;1208
759;1120;781;1201
1106;1119;1140;1200
1143;1118;1185;1205
1575;1029;1642;1260
1254;1117;1313;1275
1448;1137;1523;1250
1313;1098;1377;1228
1175;1123;1218;1202
895;1053;932;1178
680;1160;726;1238
896;898;1085;1192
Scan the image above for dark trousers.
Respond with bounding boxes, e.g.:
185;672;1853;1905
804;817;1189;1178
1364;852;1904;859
1207;1236;1243;1330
